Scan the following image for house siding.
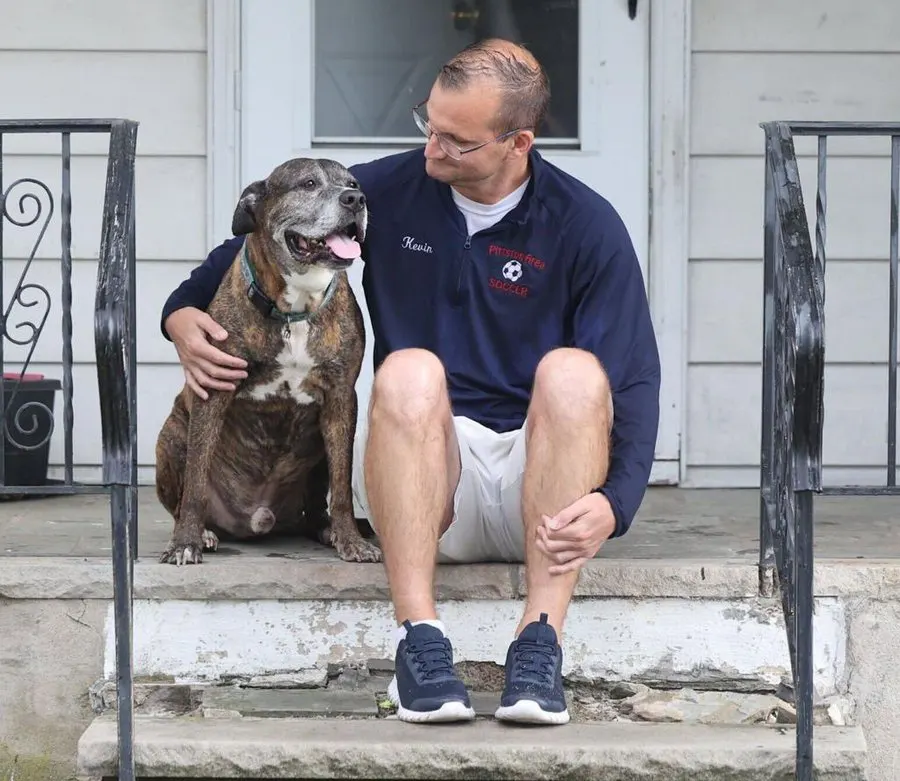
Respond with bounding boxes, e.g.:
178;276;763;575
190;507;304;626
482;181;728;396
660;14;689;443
0;0;208;481
685;0;900;486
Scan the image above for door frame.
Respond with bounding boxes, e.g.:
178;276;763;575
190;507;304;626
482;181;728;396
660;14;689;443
207;0;690;485
648;0;690;484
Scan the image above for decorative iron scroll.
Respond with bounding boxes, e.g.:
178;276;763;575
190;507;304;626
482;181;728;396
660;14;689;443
0;177;55;451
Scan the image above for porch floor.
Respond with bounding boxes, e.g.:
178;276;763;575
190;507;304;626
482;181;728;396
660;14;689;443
1;485;898;561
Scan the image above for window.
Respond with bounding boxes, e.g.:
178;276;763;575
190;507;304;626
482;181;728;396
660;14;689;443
312;0;579;145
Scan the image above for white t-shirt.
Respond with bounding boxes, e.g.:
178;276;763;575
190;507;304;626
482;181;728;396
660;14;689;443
451;177;530;237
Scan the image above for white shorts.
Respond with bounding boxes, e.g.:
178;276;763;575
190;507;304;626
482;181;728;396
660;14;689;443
351;415;529;563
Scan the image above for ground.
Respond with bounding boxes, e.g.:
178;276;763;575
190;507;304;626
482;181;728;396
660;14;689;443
1;485;898;560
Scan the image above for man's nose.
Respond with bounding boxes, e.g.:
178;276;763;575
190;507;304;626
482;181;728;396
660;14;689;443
423;132;446;160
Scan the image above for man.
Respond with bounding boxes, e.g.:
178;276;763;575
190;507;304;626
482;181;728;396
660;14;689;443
160;39;660;726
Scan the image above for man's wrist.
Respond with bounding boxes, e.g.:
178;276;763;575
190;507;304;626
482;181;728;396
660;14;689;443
592;485;624;538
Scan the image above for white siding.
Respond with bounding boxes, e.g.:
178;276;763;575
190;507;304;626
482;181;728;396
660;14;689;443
0;0;207;480
685;0;900;487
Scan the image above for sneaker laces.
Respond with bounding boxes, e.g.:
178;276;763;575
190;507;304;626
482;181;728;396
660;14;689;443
406;636;455;680
512;639;557;685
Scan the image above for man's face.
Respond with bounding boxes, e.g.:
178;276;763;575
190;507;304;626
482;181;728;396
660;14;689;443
420;81;520;188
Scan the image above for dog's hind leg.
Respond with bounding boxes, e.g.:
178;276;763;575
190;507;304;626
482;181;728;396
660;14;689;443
155;410;186;519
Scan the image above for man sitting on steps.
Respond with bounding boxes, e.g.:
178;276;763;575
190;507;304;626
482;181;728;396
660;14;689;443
159;39;661;726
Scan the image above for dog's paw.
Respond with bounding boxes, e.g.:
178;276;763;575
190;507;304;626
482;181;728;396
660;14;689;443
158;539;204;565
202;529;219;551
331;531;383;563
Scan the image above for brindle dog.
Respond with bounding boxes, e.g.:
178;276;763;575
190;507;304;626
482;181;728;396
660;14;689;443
156;157;382;565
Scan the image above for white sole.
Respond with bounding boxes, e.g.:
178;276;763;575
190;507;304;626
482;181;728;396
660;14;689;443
387;676;476;723
495;698;570;725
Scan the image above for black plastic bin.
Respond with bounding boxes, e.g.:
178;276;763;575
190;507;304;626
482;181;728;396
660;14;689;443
1;373;61;486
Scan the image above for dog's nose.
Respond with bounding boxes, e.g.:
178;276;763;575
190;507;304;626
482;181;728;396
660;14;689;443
339;190;366;211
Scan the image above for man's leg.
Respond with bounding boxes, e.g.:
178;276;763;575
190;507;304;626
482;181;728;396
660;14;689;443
362;348;475;722
520;347;612;635
496;347;612;725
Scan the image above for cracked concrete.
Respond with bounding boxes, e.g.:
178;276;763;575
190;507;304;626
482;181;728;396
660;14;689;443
1;487;899;779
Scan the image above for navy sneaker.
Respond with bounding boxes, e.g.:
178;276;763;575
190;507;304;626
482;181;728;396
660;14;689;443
388;621;475;723
495;613;570;724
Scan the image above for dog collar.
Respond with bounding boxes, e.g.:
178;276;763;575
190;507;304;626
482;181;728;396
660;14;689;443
240;240;339;327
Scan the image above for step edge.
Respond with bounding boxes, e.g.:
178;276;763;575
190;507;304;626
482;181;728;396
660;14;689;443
7;556;900;600
76;715;868;779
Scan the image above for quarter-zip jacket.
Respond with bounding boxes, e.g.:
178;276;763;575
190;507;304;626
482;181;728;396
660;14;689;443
160;148;660;538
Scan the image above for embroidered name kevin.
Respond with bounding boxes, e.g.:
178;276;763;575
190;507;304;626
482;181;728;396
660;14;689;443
401;235;433;254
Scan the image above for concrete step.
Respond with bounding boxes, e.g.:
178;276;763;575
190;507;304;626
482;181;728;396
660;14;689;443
76;714;867;780
8;554;848;696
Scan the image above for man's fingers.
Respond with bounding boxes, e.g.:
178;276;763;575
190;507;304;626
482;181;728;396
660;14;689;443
184;370;209;401
189;366;237;394
192;339;248;370
196;312;229;341
544;496;593;531
546;520;593;544
537;526;582;552
549;557;588;576
536;530;587;563
196;357;247;382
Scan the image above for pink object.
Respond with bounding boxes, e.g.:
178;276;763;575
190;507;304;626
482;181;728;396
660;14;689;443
2;373;45;381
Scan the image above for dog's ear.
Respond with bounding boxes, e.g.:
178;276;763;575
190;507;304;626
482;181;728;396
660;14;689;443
231;179;266;236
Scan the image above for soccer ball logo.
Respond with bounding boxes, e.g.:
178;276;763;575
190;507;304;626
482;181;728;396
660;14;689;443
502;260;523;282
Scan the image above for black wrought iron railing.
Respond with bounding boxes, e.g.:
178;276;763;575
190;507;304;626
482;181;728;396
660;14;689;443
759;120;900;781
0;119;139;781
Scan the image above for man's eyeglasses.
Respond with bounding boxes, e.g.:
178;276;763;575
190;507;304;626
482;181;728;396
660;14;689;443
411;100;528;160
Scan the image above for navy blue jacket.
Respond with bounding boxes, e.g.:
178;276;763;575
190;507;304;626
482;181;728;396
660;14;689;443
160;148;660;537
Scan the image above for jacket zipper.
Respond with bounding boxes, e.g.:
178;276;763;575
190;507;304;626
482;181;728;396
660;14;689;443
453;234;472;306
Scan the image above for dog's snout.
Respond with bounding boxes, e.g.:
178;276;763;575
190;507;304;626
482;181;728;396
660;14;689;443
339;189;366;212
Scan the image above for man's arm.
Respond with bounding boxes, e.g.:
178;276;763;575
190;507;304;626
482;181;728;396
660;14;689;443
569;209;661;538
160;236;245;340
159;236;248;398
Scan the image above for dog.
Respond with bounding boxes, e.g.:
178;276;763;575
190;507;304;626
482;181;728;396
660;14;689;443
155;157;382;566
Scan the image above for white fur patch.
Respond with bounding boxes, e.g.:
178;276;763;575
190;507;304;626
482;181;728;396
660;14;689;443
242;269;335;405
244;320;316;403
284;267;335;307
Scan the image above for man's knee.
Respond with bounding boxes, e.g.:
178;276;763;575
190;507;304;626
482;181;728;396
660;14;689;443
370;348;450;425
531;348;612;425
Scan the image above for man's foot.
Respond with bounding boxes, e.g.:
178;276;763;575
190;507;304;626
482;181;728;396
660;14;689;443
388;621;475;723
495;612;570;725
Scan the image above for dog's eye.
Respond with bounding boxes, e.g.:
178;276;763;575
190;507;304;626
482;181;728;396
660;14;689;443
347;180;359;189
302;179;317;189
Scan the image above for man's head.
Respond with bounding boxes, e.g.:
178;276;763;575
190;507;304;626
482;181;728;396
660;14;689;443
417;39;550;192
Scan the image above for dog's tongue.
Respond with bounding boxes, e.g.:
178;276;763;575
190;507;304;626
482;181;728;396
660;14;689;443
325;233;361;260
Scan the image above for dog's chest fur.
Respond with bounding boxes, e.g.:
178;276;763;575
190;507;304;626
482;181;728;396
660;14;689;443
239;272;333;405
243;321;316;403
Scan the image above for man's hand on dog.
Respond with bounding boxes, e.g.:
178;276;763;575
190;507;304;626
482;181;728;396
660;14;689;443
165;307;248;399
536;493;616;575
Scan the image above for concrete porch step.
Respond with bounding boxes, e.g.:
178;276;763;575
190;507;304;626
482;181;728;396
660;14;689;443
76;714;868;780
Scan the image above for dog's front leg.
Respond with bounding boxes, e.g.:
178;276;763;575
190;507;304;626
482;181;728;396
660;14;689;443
320;386;382;563
159;389;233;565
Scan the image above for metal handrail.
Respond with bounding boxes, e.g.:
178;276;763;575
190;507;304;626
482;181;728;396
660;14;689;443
759;120;826;781
0;118;139;781
760;119;900;780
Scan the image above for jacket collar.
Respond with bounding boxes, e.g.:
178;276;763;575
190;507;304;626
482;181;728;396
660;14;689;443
434;147;546;233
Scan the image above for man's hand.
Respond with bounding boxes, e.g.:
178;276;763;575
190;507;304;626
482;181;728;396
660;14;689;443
164;307;248;400
536;492;616;575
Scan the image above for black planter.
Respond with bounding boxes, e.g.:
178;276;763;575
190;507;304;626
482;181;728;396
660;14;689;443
1;374;61;486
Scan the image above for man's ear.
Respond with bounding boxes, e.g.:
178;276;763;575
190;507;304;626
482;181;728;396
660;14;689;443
231;179;266;236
